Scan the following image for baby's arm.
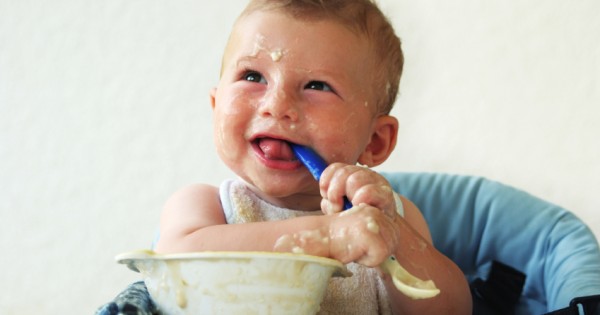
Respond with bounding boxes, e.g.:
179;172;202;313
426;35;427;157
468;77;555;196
154;183;335;254
318;164;472;314
154;175;471;314
384;198;472;314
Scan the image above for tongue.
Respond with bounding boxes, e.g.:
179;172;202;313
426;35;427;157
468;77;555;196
258;139;295;161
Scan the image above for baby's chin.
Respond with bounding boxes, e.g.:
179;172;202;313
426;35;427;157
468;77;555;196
239;176;320;209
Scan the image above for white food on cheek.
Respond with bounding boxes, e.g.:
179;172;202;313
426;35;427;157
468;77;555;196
216;124;235;161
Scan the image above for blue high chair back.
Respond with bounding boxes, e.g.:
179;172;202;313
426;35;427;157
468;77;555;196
382;172;600;314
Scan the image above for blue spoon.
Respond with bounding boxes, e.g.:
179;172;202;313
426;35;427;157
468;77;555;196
289;143;353;210
290;143;441;299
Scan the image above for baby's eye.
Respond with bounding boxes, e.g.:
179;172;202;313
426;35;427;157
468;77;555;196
305;81;333;92
243;71;267;84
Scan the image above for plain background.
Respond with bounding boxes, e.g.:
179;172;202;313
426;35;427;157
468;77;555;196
1;0;598;313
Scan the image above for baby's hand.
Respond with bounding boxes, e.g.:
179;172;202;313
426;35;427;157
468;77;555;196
329;203;401;266
319;163;396;217
274;163;401;265
274;203;400;266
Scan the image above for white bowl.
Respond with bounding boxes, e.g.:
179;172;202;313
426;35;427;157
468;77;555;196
116;250;348;315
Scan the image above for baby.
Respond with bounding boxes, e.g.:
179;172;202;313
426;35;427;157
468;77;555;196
154;0;472;314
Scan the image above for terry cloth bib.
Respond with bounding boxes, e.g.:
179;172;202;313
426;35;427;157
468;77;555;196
220;179;405;315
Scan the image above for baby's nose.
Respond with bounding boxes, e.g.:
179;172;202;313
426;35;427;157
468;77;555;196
259;89;299;121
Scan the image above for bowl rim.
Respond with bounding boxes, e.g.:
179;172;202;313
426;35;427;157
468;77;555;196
116;249;348;274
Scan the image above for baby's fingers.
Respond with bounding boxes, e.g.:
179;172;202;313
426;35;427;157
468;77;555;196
319;163;350;213
320;163;370;211
351;183;396;218
320;164;394;216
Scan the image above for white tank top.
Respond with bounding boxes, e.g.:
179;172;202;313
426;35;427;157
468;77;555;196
220;179;405;314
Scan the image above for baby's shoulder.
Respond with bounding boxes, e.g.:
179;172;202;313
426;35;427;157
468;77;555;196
163;183;222;217
168;183;219;203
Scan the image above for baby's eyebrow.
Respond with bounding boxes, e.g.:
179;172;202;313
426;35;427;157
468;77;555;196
233;54;271;70
235;57;254;68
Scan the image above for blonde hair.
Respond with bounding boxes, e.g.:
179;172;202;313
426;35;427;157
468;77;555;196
236;0;404;115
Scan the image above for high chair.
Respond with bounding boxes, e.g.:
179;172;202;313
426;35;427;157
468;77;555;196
383;172;600;314
97;172;600;315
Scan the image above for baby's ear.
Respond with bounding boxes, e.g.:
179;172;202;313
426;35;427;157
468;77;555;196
358;115;398;167
210;87;217;109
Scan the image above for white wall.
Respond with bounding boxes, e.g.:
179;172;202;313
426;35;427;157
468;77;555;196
1;0;598;313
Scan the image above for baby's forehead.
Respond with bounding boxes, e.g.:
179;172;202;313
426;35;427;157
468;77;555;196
224;10;385;112
227;12;375;64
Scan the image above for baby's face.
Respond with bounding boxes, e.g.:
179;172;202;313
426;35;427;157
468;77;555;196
211;9;380;207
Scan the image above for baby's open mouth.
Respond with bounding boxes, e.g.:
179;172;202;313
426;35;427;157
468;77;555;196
255;138;297;162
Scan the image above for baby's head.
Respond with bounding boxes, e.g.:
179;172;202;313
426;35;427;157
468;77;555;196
211;0;403;203
227;0;403;115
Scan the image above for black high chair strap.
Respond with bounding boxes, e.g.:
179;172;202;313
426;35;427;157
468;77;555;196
544;295;600;315
470;261;526;315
